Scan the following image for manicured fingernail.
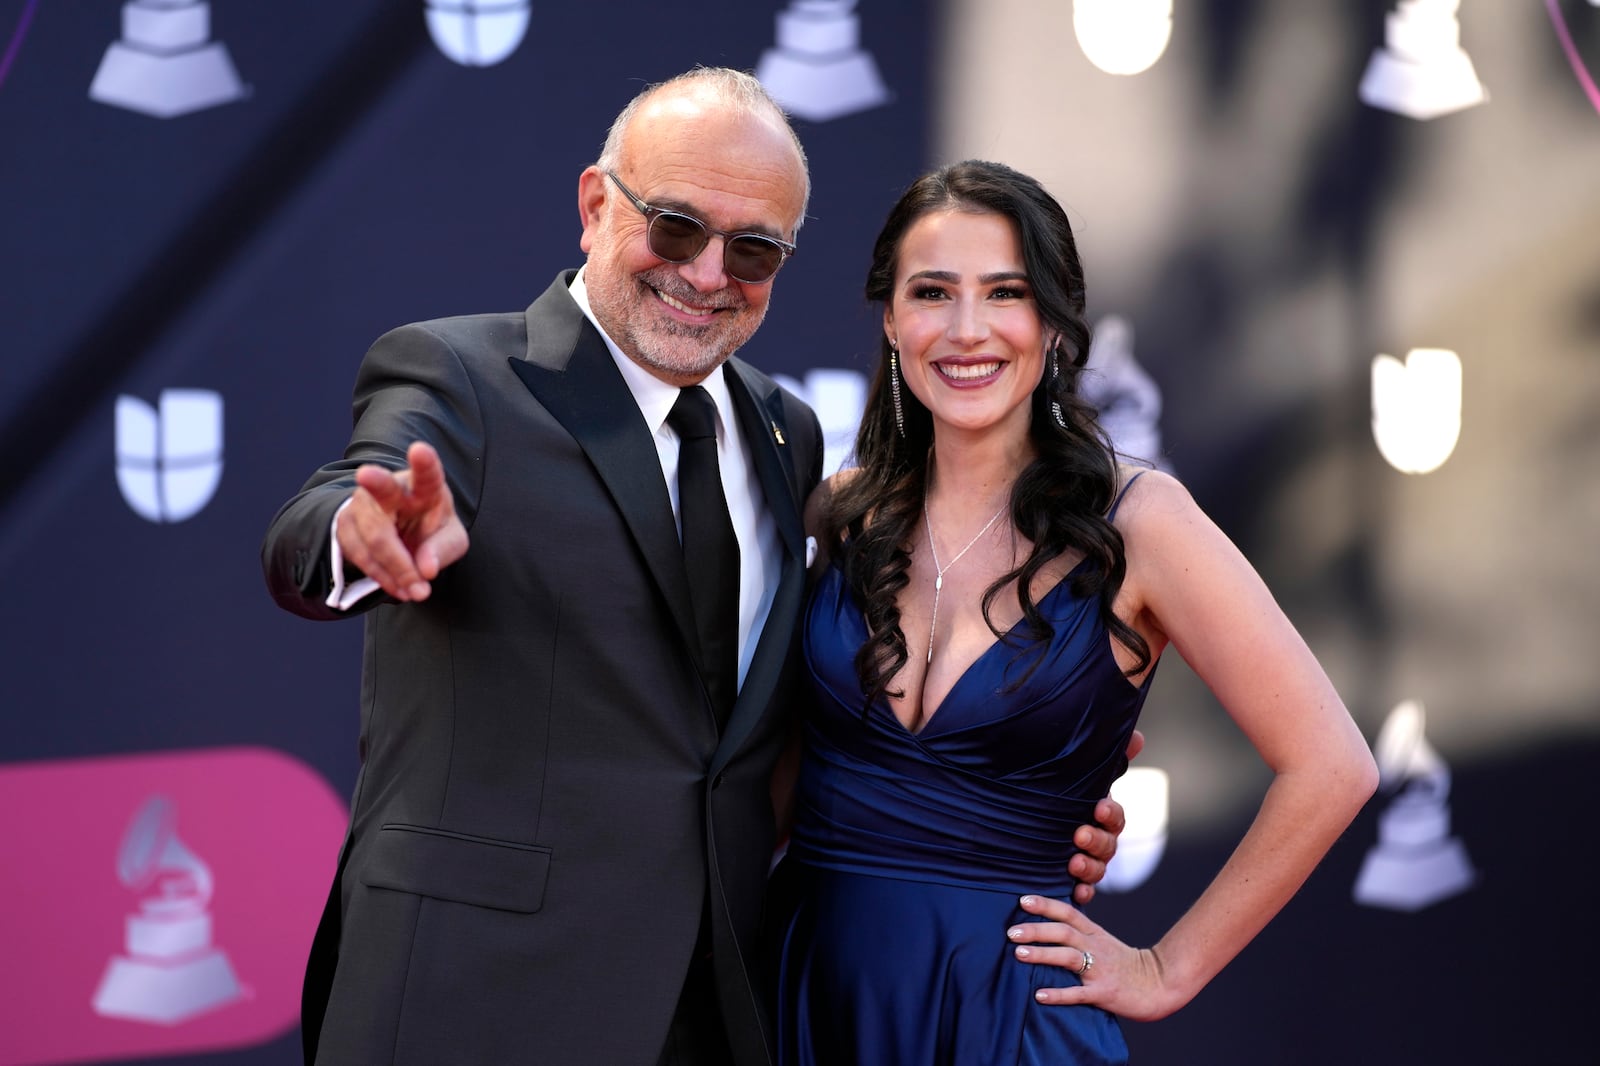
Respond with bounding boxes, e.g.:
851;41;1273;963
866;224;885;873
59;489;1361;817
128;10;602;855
1007;926;1024;940
1035;990;1048;1002
1020;895;1036;907
1015;946;1031;959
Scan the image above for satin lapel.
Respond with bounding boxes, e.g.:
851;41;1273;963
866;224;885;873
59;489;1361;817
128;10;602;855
713;362;808;769
506;284;698;661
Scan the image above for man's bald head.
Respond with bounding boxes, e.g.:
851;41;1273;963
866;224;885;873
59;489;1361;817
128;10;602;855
596;67;810;234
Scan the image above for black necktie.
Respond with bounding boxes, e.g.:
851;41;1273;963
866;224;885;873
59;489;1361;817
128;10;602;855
667;386;741;730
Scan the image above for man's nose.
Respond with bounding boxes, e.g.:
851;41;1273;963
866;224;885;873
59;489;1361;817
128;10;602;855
678;236;730;293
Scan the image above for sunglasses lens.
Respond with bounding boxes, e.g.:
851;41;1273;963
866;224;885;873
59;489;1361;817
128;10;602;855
725;236;786;284
645;207;787;284
647;213;709;263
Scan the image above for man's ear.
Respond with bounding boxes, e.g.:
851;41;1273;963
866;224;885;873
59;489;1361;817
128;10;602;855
578;167;607;253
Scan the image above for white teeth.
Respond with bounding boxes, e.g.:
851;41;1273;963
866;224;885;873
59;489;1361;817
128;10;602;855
937;362;1001;380
656;290;714;317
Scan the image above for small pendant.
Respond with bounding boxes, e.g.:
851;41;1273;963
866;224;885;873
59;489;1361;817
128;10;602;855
934;575;943;591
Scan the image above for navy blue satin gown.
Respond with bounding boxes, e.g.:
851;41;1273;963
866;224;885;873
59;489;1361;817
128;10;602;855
772;546;1155;1065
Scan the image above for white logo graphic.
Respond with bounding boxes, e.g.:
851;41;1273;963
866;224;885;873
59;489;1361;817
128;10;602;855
115;389;224;523
89;1;246;119
1359;0;1487;120
1081;315;1173;473
1371;347;1461;474
1098;767;1169;893
1353;700;1477;912
756;1;889;122
1072;0;1173;76
92;796;243;1024
425;0;530;67
773;368;867;477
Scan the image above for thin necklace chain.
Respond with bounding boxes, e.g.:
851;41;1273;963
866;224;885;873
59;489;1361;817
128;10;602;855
922;496;1008;665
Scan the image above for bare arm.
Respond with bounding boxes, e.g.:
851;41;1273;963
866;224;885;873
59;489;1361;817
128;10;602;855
1012;471;1378;1019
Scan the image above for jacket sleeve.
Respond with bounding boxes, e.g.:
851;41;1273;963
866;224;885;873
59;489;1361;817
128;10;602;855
260;322;489;620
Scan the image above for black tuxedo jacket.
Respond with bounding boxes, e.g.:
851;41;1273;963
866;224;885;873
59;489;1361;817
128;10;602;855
262;272;823;1065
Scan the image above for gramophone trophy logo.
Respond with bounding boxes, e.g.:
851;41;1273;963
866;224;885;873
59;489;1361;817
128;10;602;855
91;796;243;1024
1081;315;1174;475
88;1;247;118
755;1;889;122
1359;0;1487;120
1353;700;1477;911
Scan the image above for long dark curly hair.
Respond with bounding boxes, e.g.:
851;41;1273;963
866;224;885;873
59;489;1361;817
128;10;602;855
825;160;1152;710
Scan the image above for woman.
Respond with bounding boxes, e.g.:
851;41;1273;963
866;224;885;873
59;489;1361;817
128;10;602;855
770;161;1378;1064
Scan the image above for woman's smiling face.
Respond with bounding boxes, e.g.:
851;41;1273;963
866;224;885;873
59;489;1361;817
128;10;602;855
884;208;1050;441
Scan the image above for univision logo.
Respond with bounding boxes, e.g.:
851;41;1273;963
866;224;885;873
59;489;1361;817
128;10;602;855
425;0;531;67
115;389;224;523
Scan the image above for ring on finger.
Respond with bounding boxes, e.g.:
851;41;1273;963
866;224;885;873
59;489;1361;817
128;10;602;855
1074;949;1094;976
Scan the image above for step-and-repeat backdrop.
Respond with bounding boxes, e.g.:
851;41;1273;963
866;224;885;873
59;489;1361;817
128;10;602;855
2;3;1596;1064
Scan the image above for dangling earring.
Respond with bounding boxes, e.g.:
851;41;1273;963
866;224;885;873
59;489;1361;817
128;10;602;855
890;344;906;438
1049;344;1066;429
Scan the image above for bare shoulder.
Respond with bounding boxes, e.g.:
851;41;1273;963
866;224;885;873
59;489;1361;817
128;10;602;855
1109;466;1233;584
1111;466;1198;531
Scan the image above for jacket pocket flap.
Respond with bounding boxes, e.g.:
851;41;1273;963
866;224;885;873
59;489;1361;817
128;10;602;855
361;823;551;913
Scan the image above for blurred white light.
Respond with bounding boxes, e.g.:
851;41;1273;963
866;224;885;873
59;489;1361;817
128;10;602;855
1371;348;1462;475
1359;0;1486;120
1072;0;1173;76
1097;766;1168;893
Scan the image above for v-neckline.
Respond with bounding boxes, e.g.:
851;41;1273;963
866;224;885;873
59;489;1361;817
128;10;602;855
890;556;1093;737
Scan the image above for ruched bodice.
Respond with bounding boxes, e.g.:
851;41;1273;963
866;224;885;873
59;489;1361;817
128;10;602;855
772;549;1155;1066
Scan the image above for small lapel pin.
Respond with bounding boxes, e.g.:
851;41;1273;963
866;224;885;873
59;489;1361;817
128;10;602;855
771;422;786;446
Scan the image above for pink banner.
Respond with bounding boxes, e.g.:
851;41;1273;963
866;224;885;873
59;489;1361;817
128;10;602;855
0;747;347;1065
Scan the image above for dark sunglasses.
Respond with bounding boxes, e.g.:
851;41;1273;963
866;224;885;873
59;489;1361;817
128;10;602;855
606;171;796;284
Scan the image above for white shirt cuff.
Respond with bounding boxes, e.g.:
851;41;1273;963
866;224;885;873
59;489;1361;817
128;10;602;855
326;498;381;611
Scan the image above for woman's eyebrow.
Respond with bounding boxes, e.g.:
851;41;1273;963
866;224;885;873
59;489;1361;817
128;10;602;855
903;269;1029;284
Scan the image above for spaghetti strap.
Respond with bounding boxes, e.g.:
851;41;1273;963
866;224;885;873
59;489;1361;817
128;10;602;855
1107;468;1149;521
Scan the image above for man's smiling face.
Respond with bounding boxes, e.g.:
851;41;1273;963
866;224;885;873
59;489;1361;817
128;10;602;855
578;86;806;386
